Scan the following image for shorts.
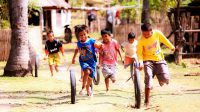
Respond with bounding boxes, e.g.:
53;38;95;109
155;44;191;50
144;60;170;88
124;56;138;68
102;64;117;81
48;53;60;66
124;56;133;68
79;59;96;78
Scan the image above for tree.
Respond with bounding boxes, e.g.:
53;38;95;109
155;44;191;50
3;0;31;77
141;0;150;23
0;0;9;28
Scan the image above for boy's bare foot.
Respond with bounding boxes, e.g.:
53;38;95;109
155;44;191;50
79;78;83;82
144;102;150;107
105;90;109;95
87;87;93;97
79;90;83;96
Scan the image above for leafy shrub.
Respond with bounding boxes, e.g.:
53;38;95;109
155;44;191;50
1;20;10;29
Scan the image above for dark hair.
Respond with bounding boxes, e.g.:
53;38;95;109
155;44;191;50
141;23;152;31
128;32;135;39
101;28;111;36
74;24;88;34
47;31;54;35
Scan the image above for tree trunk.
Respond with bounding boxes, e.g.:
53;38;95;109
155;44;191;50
141;0;150;23
3;0;31;77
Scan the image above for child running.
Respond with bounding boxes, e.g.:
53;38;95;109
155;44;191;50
99;29;123;94
44;31;64;77
137;23;175;107
72;25;101;96
121;32;138;68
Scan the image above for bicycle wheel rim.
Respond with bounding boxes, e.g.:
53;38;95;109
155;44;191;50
70;70;76;104
134;68;141;108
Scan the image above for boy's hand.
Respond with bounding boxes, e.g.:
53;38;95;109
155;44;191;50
72;58;75;64
171;47;175;52
43;56;47;60
138;62;144;71
97;64;101;69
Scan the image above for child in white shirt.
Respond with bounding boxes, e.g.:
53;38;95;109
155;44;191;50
121;32;138;68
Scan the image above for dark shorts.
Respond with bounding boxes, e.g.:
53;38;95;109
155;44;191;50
144;60;169;88
79;60;96;78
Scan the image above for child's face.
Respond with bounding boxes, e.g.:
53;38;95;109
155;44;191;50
142;30;153;39
102;34;111;43
78;30;88;42
128;38;134;44
47;33;54;42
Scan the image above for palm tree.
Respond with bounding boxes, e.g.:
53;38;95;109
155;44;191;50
3;0;31;77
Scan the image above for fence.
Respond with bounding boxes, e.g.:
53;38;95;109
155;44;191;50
0;27;42;61
0;29;11;61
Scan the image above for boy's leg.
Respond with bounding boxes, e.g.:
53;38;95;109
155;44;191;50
48;54;54;76
84;68;92;96
86;76;93;96
102;65;111;92
55;65;59;72
144;88;150;107
155;60;170;86
110;65;117;83
54;53;61;73
81;69;89;92
49;65;54;76
102;64;117;92
79;69;84;82
143;61;154;106
105;76;110;92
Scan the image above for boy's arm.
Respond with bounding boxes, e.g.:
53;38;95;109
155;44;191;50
136;41;144;70
72;46;78;64
59;47;64;56
158;31;175;51
44;49;49;60
117;49;123;63
115;41;123;63
98;51;103;67
120;42;125;52
94;42;102;49
44;43;49;60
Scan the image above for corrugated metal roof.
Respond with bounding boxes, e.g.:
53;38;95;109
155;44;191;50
41;0;70;9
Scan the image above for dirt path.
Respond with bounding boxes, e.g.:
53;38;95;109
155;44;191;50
0;48;200;112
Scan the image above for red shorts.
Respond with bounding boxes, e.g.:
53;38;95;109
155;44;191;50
124;56;133;66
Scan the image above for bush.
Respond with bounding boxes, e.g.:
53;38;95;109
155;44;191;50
1;20;10;29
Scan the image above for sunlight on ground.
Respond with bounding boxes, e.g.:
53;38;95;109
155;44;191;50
0;43;200;112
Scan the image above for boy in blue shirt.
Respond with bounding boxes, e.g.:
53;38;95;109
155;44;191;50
72;25;101;96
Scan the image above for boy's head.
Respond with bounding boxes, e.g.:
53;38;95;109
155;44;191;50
141;23;153;39
47;31;54;42
101;29;112;43
75;25;88;42
128;32;135;43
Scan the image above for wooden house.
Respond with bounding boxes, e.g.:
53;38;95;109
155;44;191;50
168;2;200;64
40;0;71;37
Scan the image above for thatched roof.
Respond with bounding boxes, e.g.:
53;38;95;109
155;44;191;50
40;0;70;10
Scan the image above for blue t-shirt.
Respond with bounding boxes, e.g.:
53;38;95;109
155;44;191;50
77;38;97;62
